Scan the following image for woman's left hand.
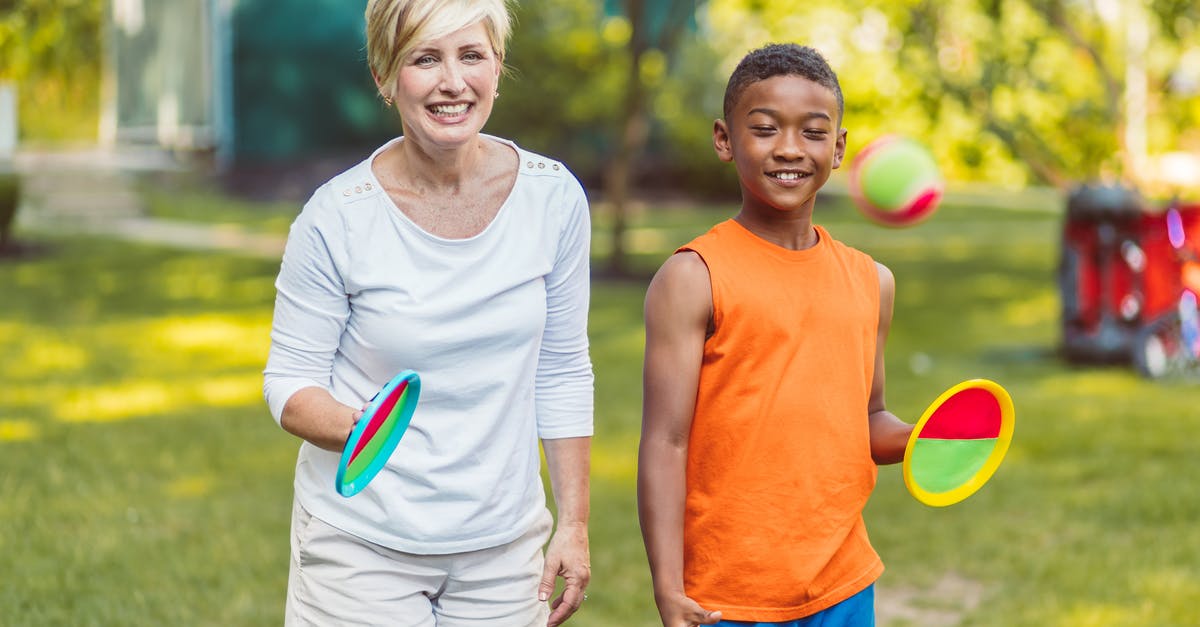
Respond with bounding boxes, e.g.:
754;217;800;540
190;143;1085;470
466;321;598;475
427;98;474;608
539;521;590;626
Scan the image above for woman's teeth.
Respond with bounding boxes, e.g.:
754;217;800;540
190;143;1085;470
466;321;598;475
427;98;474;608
431;104;469;115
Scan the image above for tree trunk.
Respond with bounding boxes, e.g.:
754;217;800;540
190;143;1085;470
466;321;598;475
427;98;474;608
603;0;649;278
0;172;19;253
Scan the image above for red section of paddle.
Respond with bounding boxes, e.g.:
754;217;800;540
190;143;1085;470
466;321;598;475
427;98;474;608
348;380;408;465
918;387;1001;439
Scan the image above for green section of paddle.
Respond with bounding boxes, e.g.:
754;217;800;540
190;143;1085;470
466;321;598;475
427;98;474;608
345;387;410;481
909;438;997;494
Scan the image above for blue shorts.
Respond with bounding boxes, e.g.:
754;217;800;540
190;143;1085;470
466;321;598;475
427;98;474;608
714;584;874;627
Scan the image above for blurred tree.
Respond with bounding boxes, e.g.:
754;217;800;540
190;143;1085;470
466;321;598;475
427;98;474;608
0;170;18;252
910;0;1198;189
488;0;624;178
5;0;1197;204
702;0;1200;191
0;0;104;141
601;0;702;276
492;0;704;277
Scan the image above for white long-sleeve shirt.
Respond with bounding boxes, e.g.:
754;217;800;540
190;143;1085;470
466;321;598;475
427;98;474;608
263;136;594;554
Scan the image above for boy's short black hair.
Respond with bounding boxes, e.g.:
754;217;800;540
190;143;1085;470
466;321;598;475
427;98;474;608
722;43;844;124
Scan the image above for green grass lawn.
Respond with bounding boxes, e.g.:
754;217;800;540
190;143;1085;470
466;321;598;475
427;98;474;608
140;181;301;236
2;197;1199;626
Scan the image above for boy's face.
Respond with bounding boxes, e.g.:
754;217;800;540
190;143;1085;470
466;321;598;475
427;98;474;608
714;75;846;216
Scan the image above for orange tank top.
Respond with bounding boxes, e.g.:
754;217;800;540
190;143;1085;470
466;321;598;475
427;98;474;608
679;220;884;621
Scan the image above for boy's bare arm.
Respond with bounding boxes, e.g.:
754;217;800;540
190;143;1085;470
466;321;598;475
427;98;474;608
639;251;722;626
868;262;913;464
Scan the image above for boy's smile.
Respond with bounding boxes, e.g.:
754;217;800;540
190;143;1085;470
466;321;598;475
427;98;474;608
714;75;846;218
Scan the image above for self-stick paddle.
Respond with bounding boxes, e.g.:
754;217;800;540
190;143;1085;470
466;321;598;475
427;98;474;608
335;370;421;498
902;379;1015;507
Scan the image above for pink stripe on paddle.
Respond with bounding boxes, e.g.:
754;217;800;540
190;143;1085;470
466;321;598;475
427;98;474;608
349;380;408;465
918;387;1002;439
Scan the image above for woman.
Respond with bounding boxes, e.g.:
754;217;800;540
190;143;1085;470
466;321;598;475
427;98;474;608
262;1;593;625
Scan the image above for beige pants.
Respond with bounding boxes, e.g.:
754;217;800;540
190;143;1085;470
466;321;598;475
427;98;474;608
285;500;553;627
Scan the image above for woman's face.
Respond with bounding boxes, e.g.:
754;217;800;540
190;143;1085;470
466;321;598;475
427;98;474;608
389;21;501;150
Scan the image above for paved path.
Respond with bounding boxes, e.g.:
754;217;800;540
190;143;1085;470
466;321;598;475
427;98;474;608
12;147;285;259
86;217;286;258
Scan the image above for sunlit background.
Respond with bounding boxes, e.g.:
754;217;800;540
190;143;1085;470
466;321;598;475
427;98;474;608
2;1;1200;625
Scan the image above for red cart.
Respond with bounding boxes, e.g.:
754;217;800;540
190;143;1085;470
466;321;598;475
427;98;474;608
1058;184;1200;377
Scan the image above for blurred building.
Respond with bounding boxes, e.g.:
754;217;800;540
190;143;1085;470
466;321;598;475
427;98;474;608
101;0;392;172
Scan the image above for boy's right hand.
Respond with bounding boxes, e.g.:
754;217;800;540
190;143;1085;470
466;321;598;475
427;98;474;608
655;593;722;627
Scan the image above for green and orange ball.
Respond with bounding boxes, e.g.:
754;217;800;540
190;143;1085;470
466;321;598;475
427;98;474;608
848;135;944;227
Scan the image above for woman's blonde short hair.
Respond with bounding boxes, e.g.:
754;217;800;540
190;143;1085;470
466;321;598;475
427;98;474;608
366;0;512;100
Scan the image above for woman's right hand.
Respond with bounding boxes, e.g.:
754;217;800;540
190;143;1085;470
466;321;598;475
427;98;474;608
279;386;363;452
655;592;722;627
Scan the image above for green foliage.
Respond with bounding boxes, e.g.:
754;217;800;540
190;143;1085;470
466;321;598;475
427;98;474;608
6;0;1200;187
493;0;739;195
697;0;1200;189
0;0;104;141
0;0;102;78
488;0;627;179
502;0;1200;190
644;28;741;196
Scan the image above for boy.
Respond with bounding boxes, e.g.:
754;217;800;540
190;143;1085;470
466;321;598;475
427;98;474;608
638;43;914;626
